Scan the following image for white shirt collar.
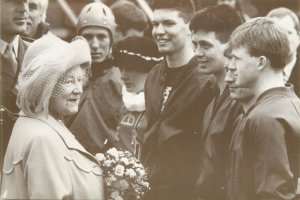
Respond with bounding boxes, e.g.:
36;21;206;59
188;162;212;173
0;35;19;57
0;39;7;55
284;55;297;82
12;35;20;57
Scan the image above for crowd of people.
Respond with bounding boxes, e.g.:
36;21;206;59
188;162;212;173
0;0;300;199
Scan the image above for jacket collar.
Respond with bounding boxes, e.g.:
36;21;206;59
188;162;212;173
30;113;94;157
244;84;295;115
91;58;114;79
158;56;199;86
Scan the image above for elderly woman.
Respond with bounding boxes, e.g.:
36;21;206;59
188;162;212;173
112;36;163;158
0;35;104;199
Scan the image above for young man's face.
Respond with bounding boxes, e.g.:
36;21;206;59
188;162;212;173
152;9;190;55
271;15;300;54
192;30;227;76
225;46;257;102
0;0;28;38
80;26;111;65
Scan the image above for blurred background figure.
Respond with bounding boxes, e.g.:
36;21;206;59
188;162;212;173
22;1;299;41
251;0;298;16
112;36;163;158
1;35;105;200
217;0;236;8
0;0;30;170
267;7;300;97
22;0;52;39
110;0;150;42
217;0;249;20
67;2;123;155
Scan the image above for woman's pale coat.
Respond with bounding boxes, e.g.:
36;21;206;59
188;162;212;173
1;113;104;199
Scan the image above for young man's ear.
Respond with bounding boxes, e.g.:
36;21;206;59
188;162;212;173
257;56;267;70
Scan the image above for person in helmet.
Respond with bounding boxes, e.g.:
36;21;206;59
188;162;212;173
67;2;123;155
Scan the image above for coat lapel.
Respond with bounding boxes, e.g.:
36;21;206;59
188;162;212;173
37;115;96;159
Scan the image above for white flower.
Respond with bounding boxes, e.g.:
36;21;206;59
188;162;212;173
134;162;143;168
141;181;150;188
95;153;105;162
127;158;135;165
120;157;129;165
105;174;117;185
136;168;145;177
118;150;125;157
125;168;137;178
111;191;124;200
107;148;119;159
114;164;125;176
103;159;113;167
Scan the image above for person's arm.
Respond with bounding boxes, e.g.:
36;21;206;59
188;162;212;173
24;132;73;199
252;116;296;200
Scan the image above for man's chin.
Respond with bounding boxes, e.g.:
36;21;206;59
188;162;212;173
92;58;106;65
157;48;172;56
24;28;34;37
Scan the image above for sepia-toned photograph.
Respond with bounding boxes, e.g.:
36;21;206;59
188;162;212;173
0;0;300;199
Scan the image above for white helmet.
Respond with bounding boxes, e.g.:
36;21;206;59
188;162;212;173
77;2;116;42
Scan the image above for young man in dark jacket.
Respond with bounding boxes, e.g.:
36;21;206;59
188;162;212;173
67;2;123;154
141;0;217;199
225;17;300;200
189;5;250;200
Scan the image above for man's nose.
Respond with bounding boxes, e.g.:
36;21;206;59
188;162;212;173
90;37;100;50
225;71;234;83
154;24;165;35
194;46;204;57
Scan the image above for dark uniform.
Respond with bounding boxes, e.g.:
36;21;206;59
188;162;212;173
227;85;300;200
196;86;242;200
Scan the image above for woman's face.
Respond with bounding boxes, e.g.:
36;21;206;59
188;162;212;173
49;66;84;119
120;66;148;93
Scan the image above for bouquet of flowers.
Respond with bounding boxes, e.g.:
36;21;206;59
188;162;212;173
96;148;150;200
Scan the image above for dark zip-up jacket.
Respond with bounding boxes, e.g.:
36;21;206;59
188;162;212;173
141;56;218;200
